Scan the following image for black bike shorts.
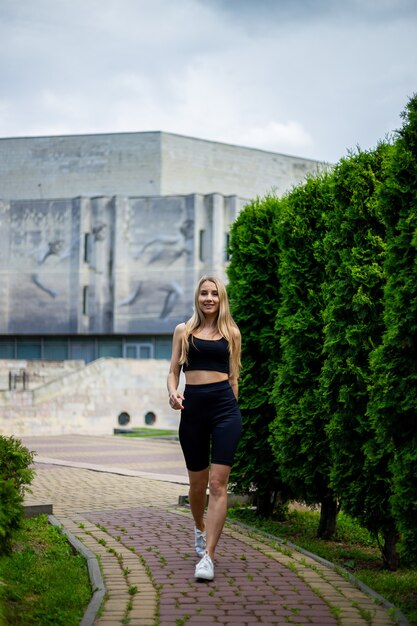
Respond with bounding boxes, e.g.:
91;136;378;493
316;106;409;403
179;380;242;472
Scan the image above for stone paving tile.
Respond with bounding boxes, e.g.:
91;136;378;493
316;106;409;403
84;506;339;626
23;436;399;626
22;434;187;478
25;466;185;514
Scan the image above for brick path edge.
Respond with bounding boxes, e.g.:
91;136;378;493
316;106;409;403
225;518;410;626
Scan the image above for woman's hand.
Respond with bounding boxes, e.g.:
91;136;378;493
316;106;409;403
168;390;184;410
167;323;185;410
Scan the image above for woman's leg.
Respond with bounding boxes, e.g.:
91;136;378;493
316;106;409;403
188;467;209;531
204;385;242;559
205;463;231;558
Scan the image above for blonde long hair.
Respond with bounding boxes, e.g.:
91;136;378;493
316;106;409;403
179;275;241;376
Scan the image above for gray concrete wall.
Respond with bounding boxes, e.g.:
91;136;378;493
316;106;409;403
0;133;161;200
0;358;180;436
161;133;324;198
0;131;326;201
0;193;247;335
0;360;84;391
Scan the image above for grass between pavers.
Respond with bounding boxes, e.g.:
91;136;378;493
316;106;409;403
227;506;417;626
0;514;91;626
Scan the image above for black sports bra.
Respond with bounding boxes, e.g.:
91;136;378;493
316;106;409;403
182;335;229;374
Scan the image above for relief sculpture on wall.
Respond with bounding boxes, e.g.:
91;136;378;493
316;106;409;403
114;197;195;333
0;195;200;335
0;200;83;333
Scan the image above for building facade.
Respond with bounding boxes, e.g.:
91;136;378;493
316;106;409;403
0;131;324;201
0;131;327;434
0;131;326;363
0;192;244;361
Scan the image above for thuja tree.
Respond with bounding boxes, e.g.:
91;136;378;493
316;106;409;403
269;174;338;538
368;96;417;564
319;144;400;567
227;195;292;517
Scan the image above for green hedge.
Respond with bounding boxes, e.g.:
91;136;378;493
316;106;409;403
269;173;337;538
0;436;35;555
227;195;293;516
368;96;417;563
319;143;400;568
227;95;417;566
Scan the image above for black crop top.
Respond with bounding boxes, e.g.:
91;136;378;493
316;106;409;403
182;335;230;374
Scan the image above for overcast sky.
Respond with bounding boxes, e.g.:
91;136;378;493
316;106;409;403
0;0;416;163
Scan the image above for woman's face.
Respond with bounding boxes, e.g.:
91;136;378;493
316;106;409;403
198;280;220;316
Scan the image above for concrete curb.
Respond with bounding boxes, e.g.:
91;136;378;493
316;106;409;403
48;514;105;626
36;456;188;485
24;503;53;517
228;518;410;626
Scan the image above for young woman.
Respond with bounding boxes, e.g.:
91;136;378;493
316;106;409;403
167;275;242;581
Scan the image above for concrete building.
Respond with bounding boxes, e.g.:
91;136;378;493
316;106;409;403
0;131;323;200
0;131;326;435
0;193;244;361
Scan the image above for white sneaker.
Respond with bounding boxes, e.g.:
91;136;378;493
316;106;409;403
194;527;206;558
194;552;214;581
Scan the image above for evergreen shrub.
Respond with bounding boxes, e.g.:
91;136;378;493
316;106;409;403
368;95;417;564
269;173;338;538
227;195;292;516
0;436;35;555
319;144;401;567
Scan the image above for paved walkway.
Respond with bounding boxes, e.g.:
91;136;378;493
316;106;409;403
23;435;398;626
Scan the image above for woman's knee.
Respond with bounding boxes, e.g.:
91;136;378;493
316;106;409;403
190;481;207;498
209;474;228;499
189;469;209;495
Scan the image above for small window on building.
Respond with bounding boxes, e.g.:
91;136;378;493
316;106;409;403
98;339;123;358
199;229;205;262
139;345;152;359
0;339;15;359
144;411;156;425
16;340;41;360
43;339;69;360
70;339;96;363
82;286;89;316
84;233;91;263
124;343;154;359
155;337;172;359
118;411;131;426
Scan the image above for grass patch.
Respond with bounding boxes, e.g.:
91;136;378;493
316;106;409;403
358;570;417;626
0;515;91;625
115;428;177;438
227;505;417;626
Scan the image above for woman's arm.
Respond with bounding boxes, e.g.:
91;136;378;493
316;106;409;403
229;375;239;400
167;323;185;410
229;326;241;400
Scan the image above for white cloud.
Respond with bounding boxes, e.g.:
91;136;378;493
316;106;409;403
238;121;314;154
0;0;416;162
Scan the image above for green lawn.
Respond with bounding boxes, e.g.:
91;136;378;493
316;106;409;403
0;515;91;626
116;427;178;438
227;506;417;625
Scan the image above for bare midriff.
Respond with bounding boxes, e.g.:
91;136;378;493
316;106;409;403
185;370;229;385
